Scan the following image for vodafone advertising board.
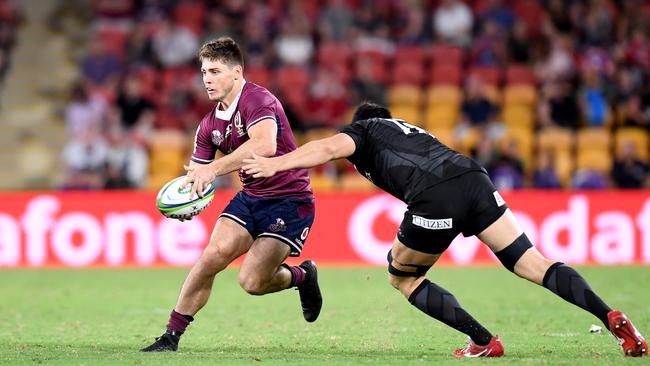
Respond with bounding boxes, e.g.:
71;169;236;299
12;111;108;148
0;190;649;268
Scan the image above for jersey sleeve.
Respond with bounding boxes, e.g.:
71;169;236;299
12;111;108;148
339;120;366;152
190;122;216;164
240;90;277;130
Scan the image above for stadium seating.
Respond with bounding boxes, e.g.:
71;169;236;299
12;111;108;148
615;127;649;160
388;85;423;108
147;130;188;190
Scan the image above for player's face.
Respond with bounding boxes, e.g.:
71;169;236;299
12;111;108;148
201;59;241;102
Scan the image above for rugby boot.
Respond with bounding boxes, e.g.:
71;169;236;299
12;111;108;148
608;310;648;357
453;336;504;357
297;260;322;322
140;329;180;352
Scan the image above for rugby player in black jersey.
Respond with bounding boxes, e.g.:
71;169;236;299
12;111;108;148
243;102;647;358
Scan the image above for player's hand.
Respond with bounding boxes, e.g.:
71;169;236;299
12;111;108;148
183;163;216;199
242;153;277;178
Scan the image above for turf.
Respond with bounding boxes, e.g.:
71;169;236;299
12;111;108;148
0;266;648;365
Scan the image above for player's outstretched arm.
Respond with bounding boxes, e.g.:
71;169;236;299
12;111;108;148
243;133;356;178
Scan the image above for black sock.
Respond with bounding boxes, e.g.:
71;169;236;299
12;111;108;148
408;279;493;346
543;262;612;329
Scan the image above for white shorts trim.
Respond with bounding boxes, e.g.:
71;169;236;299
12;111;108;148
219;213;247;227
258;232;301;254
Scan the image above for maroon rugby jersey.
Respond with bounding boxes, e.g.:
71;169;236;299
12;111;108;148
191;81;312;198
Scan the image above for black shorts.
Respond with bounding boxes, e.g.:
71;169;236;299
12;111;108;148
397;171;508;254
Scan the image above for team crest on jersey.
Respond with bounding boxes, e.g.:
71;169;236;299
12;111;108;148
268;218;287;232
211;130;224;145
234;111;246;137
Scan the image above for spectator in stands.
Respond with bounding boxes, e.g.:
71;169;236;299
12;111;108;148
353;23;395;57
240;18;274;68
623;27;650;69
201;9;235;46
318;0;354;42
470;137;499;171
535;34;575;84
581;0;613;47
611;141;650;189
396;6;428;45
433;0;473;47
477;0;515;32
488;140;525;190
273;4;314;66
571;169;608;190
508;19;531;64
613;68;641;126
137;0;172;24
61;126;109;190
350;57;387;106
152;17;199;68
308;68;349;128
105;128;149;189
457;75;500;140
81;38;123;87
471;19;507;66
91;0;136;30
65;83;108;140
124;23;155;68
538;81;581;130
114;74;156;137
543;0;573;35
532;150;562;189
579;67;609;127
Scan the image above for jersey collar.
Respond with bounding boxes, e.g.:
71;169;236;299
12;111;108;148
214;79;246;120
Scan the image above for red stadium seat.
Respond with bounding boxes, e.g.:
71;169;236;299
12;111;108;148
97;27;129;59
505;64;536;85
173;0;207;36
431;43;464;66
354;52;389;83
275;65;311;94
317;42;352;67
430;64;462;86
245;66;271;87
469;66;501;86
393;45;428;67
391;62;426;86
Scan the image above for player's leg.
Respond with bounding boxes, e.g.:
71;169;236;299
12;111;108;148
140;217;253;352
478;209;647;356
388;238;503;357
238;236;292;295
241;194;321;322
175;218;254;314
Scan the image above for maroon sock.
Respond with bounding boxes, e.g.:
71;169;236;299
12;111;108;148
287;265;306;287
166;310;193;334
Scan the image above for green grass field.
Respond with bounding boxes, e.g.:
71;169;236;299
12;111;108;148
1;266;648;365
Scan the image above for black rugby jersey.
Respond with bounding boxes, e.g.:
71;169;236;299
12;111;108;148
340;118;486;203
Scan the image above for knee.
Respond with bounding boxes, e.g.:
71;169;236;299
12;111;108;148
202;243;238;265
388;274;419;298
238;271;266;295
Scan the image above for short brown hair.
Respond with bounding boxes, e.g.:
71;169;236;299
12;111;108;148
198;37;244;67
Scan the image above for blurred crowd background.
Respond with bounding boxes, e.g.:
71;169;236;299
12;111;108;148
0;0;649;192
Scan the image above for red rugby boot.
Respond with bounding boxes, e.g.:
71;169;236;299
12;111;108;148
453;336;504;357
608;310;648;357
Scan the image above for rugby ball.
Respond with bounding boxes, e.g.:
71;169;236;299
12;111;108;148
156;176;215;219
